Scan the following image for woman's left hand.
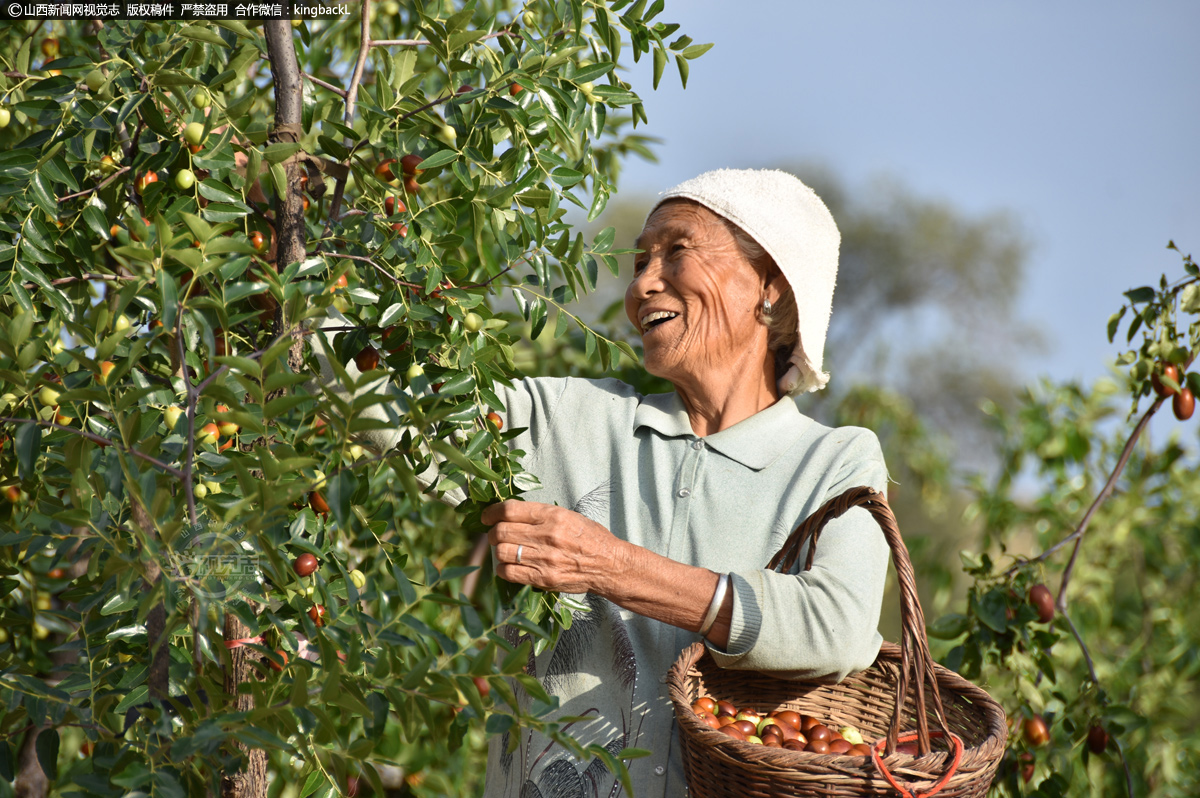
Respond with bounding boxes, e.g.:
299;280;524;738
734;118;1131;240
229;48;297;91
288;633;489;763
482;501;626;594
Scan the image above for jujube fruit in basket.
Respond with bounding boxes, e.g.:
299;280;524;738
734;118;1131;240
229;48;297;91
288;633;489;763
688;697;875;756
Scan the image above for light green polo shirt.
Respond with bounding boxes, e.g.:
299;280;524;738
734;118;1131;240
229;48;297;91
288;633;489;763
482;377;891;798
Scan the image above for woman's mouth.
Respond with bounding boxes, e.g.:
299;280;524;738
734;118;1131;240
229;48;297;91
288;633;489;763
640;311;679;332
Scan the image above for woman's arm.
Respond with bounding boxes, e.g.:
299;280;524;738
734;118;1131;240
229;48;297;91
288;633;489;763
483;500;735;648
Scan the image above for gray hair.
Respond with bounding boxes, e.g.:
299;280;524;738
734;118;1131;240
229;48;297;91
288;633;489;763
720;218;799;383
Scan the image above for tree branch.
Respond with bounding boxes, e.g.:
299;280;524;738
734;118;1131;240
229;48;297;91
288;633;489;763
321;0;372;236
301;70;346;98
131;499;170;702
57;165;131;202
369;30;515;47
175;325;200;528
21;272;138;291
1003;394;1165;579
0;416;184;479
335;253;422;289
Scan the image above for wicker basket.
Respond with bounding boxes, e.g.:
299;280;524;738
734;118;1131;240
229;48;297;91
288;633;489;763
667;487;1007;798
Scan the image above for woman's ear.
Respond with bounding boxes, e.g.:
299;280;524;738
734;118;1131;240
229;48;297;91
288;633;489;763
764;269;784;305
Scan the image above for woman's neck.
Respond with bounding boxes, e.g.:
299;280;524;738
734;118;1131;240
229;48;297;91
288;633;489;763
672;349;780;437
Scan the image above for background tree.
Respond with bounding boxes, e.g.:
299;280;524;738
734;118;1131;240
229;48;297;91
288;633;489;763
0;4;710;796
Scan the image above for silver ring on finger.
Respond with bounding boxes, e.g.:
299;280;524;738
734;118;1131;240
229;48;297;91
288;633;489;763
516;544;524;565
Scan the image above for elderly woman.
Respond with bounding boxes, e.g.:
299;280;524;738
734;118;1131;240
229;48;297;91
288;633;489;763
317;169;890;798
475;170;890;798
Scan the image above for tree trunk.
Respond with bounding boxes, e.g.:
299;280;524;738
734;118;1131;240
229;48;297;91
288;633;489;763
217;21;309;798
220;610;268;798
131;500;170;700
264;18;309;380
13;724;48;798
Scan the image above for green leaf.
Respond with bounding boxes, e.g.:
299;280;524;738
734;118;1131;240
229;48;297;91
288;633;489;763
485;714;514;735
391;49;416;90
35;729;59;781
197;179;245;205
224;281;269;304
115;685;150;713
328;470;357;528
202;203;252;223
415;150;459;170
160;270;178;332
215;20;255;38
1123;286;1154;304
299;771;326;798
263;142;302;164
0;741;13;781
179;26;230;47
180;213;214;245
15;423;39;480
437;371;476;396
1180;283;1200;313
550;167;585;187
431;440;501;481
927;613;969;639
592;227;616;254
675;54;689;89
652;47;666;90
573;62;616;83
214;355;262;378
1106;306;1126;343
152;69;204;86
617;747;652;759
29;173;57;216
82;205;110;240
682;42;715;59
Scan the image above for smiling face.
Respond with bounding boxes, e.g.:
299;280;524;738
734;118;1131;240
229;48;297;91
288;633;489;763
626;201;780;394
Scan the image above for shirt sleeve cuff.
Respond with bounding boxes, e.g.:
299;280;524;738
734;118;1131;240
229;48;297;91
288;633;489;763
704;570;762;664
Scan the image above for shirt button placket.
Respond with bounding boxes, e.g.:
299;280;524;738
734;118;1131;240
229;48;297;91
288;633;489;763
677;439;702;500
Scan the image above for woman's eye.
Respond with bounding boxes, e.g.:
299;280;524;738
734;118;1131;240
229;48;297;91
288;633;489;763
670;243;686;256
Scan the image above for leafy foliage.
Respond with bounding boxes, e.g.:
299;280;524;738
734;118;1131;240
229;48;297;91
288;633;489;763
931;248;1200;797
0;4;709;795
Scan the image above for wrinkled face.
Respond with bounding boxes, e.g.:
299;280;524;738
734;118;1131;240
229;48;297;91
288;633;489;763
625;201;773;386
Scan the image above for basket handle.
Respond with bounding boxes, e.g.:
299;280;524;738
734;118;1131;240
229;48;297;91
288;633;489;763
766;486;952;756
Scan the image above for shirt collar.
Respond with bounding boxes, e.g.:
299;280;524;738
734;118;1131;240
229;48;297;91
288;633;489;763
633;391;810;470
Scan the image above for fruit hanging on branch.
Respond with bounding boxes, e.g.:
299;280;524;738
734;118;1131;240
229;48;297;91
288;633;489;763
1174;387;1195;421
197;423;220;445
1028;583;1055;623
1023;714;1050;747
136;171;158;194
1087;723;1109;754
293;553;319;577
1151;362;1180;397
400;154;423;177
354;345;380;372
374;158;397;182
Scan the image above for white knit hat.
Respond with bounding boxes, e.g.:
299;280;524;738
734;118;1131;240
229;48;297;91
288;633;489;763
649;169;841;395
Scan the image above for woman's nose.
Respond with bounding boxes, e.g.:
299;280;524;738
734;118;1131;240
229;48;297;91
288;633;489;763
628;259;664;300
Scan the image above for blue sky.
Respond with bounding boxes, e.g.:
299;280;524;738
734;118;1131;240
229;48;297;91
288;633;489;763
613;1;1200;413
